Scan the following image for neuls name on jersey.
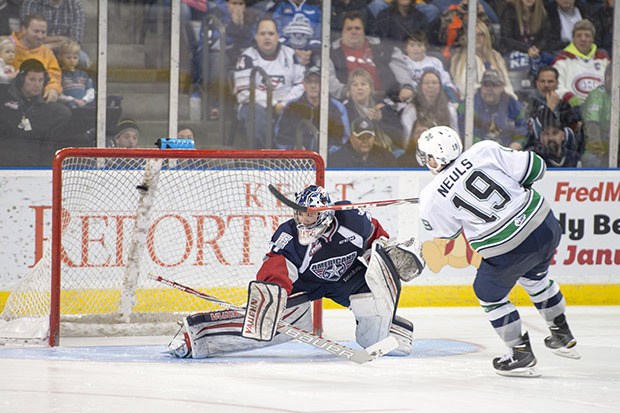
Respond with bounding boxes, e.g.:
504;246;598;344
437;159;473;198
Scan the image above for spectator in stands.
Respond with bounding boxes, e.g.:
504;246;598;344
330;117;398;168
398;115;434;168
581;63;612;167
369;0;441;23
592;0;613;56
552;19;609;108
389;31;460;104
526;108;582;167
400;68;459;141
270;0;321;45
545;0;594;54
462;68;527;148
329;11;403;102
0;36;17;84
177;125;196;139
20;0;90;67
109;118;141;148
432;0;493;61
0;58;71;166
373;0;430;50
11;13;62;102
282;14;320;70
1;0;22;36
57;40;94;108
527;66;582;146
233;17;304;149
275;66;349;152
499;0;553;77
330;0;376;38
450;21;515;99
180;0;208;95
343;67;404;153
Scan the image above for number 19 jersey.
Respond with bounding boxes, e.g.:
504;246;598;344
419;141;549;259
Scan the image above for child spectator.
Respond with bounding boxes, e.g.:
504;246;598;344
390;31;459;104
0;36;17;84
57;40;94;108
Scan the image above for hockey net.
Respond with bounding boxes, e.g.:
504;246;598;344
0;148;324;346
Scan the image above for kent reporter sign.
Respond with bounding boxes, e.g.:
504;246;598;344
0;169;618;288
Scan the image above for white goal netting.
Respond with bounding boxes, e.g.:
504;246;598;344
0;149;323;345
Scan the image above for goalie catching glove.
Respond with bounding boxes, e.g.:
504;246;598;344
362;237;426;282
242;281;287;341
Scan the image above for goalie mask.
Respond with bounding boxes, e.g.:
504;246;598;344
416;126;463;174
294;185;335;245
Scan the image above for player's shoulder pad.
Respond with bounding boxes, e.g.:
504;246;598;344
270;220;296;252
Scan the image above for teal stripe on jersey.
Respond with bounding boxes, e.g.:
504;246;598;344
521;152;545;186
469;191;543;252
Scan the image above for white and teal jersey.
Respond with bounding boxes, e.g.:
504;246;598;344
419;141;549;259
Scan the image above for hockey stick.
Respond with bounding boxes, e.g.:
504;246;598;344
268;184;419;212
148;273;398;364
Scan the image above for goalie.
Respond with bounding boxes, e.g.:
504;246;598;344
167;185;425;359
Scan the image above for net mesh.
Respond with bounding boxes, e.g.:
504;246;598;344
0;152;319;343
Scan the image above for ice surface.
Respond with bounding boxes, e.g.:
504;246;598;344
0;307;618;413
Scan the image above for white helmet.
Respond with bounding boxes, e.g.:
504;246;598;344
294;185;335;245
416;126;463;174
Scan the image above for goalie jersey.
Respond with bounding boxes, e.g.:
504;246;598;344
419;141;550;259
257;205;388;299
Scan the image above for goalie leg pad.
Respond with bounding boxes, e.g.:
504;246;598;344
243;281;288;341
389;315;414;356
364;243;401;317
171;301;312;359
349;292;393;349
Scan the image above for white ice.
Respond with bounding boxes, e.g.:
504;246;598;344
1;306;618;413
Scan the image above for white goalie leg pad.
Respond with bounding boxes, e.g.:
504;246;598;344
170;300;312;359
364;243;401;318
349;292;394;349
243;281;287;341
389;315;414;356
386;237;426;282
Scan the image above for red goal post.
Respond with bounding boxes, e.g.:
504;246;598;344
1;148;324;346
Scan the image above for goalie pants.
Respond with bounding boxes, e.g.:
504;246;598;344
473;211;566;347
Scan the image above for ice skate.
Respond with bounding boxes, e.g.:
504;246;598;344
545;314;580;359
493;332;540;377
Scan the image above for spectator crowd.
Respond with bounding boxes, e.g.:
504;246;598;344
0;0;618;168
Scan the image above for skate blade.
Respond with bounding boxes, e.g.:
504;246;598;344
551;346;580;359
495;366;541;378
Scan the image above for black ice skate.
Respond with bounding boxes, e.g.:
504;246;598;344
544;314;580;359
493;332;540;377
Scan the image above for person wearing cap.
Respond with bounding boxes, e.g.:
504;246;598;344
281;14;319;71
270;0;321;45
109;118;141;148
526;109;582;167
275;66;349;152
330;117;398;168
459;68;527;149
0;58;71;166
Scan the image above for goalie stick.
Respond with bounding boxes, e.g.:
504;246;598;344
268;184;419;212
148;273;398;364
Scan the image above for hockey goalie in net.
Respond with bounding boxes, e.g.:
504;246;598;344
166;185;426;359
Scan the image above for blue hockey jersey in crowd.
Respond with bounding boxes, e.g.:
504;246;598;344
256;204;388;306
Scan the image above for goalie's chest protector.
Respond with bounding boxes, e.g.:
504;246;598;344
271;210;375;284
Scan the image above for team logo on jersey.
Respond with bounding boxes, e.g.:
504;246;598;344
514;213;527;226
272;233;293;251
310;252;357;281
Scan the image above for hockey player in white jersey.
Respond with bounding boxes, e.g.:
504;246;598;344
166;185;425;359
417;126;579;377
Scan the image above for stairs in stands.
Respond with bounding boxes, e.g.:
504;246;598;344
82;2;225;149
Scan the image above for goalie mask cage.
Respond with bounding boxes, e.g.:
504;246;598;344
0;148;324;346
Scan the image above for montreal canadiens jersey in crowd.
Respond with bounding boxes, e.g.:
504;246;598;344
419;141;549;259
256;205;388;294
